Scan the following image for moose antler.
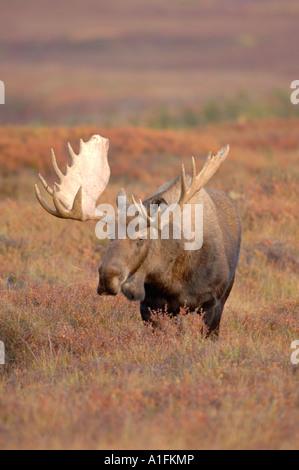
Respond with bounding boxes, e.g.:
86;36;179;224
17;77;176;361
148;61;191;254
177;144;230;207
35;135;110;221
132;145;230;229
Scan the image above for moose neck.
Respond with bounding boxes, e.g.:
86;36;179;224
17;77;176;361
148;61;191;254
144;236;194;294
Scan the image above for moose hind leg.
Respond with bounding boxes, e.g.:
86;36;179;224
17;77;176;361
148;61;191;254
221;274;235;309
201;298;223;338
202;275;236;337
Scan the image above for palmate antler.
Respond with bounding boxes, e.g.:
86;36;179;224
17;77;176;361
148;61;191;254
132;145;230;229
35;135;110;221
177;144;230;206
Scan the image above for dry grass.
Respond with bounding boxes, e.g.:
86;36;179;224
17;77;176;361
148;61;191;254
1;0;299;125
0;119;298;449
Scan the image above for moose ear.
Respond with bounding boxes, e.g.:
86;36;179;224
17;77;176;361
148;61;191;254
116;188;129;208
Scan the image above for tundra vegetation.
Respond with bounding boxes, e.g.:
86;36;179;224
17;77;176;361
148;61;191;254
0;119;298;449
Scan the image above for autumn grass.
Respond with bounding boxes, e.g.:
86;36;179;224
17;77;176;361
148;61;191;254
0;119;298;449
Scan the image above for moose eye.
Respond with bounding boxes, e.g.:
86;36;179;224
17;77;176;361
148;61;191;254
137;237;146;247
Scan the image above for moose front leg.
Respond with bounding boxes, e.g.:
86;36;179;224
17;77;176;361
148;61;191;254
121;270;146;302
139;301;172;328
140;302;152;323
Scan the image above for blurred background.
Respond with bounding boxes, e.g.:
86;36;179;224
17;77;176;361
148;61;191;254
0;0;299;127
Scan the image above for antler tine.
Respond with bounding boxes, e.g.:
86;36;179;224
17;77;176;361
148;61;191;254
53;186;85;220
36;180;87;221
51;149;64;182
131;195;151;223
79;139;85;153
35;184;61;218
38;173;53;196
179;163;187;205
139;199;149;220
131;194;140;211
67;142;76;165
191;156;196;182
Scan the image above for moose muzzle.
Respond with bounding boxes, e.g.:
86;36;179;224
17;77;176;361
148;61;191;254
97;264;126;296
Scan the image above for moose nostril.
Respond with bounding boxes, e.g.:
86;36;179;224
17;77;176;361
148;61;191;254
97;265;124;296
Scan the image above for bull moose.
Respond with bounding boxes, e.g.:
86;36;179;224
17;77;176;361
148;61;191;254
35;135;241;336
